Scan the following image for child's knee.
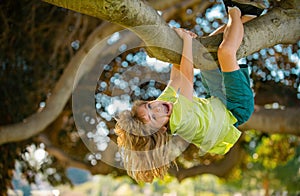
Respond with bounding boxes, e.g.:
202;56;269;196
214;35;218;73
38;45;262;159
217;44;236;60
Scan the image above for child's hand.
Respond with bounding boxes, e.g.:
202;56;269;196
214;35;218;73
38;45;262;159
174;28;197;40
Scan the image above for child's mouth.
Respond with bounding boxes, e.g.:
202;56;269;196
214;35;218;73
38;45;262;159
162;103;172;116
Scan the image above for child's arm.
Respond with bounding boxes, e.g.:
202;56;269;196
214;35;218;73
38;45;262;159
169;63;181;91
172;28;196;101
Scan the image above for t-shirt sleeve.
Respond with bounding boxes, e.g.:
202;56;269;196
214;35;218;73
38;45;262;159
157;85;178;103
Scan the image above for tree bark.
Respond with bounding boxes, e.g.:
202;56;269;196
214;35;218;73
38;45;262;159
42;0;300;68
239;107;300;136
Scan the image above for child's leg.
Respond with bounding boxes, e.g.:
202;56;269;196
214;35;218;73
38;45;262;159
218;8;254;125
201;8;244;104
217;7;243;72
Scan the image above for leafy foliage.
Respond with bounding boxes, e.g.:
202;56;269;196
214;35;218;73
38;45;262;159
226;131;300;192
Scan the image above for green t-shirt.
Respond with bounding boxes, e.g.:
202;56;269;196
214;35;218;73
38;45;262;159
157;85;241;155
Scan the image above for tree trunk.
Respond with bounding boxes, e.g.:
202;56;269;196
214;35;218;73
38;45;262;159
263;175;270;196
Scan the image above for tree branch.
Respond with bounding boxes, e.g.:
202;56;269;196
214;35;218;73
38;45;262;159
0;22;123;145
239;106;300;136
42;0;300;69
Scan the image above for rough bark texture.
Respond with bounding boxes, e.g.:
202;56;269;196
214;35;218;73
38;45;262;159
42;0;300;68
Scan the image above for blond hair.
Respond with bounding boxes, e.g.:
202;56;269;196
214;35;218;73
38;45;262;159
114;100;174;182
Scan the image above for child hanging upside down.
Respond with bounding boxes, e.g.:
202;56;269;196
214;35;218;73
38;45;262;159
115;5;257;182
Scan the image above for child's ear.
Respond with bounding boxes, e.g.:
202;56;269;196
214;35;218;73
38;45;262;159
159;126;167;133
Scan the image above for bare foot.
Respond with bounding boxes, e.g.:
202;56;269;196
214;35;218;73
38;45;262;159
228;6;242;18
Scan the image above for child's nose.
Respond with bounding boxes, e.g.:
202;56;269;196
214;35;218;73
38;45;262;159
154;106;161;112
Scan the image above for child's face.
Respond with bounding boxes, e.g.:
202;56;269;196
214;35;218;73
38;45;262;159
136;100;173;132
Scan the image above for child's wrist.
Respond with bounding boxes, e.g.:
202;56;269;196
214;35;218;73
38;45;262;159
183;36;193;44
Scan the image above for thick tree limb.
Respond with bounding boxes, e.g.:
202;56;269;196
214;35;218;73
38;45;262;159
42;0;300;69
254;81;300;107
239;107;300;136
146;0;183;11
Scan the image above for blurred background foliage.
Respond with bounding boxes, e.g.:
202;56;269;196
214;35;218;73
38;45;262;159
0;0;299;195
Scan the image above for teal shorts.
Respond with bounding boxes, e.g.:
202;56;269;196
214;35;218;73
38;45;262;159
201;65;254;126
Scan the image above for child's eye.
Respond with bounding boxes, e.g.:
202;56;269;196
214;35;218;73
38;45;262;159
148;104;152;109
